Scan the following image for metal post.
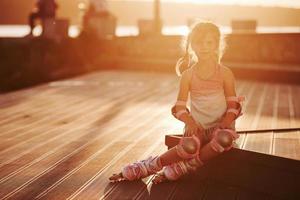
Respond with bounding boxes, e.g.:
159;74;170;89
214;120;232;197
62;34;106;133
154;0;162;34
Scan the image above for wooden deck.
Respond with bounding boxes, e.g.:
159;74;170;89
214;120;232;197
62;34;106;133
0;70;299;200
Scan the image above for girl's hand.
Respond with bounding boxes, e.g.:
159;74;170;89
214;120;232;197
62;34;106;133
184;119;204;137
218;118;232;129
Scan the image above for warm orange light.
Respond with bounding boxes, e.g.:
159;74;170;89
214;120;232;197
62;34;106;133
128;0;300;8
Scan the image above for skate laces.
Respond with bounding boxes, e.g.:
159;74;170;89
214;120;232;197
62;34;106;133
143;156;162;173
131;156;162;177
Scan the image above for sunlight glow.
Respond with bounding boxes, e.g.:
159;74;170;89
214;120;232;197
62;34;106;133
130;0;300;8
1;25;299;38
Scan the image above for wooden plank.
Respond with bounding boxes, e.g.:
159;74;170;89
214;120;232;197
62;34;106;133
0;71;151;136
291;85;300;127
166;176;207;200
232;80;246;129
256;83;276;129
0;85;99;127
0;72;173;198
0;71;299;200
67;96;177;200
0;76;177;198
273;130;300;160
235;81;258;131
106;129;180;200
236;188;278;200
32;100;172;200
164;133;300;199
198;148;300;200
0;79;114;137
0;70;155;127
0;103;172;198
0;72;172;155
235;80;254;131
0;93;158;185
202;180;238;200
276;84;292;128
235;81;257;147
134;179;178;200
242;131;273;154
0;86;136;161
272;84;300;160
0;87;60;125
241;83;274;154
0;69;109;123
63;87;178;199
134;139;180;200
0;87;120;151
102;141;168;200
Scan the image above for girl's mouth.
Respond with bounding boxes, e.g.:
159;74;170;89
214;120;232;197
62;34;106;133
199;51;210;54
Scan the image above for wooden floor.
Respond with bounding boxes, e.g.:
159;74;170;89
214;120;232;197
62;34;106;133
0;70;299;200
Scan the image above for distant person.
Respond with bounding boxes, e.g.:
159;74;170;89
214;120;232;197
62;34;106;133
83;0;114;30
109;22;244;184
88;0;110;16
28;0;58;36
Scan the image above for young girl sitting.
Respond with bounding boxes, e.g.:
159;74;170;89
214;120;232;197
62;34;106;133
109;21;243;184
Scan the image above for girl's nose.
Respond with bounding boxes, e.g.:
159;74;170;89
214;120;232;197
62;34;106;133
203;42;210;49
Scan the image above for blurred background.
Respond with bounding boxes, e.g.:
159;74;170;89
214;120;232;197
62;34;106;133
0;0;300;37
0;0;300;92
0;2;299;199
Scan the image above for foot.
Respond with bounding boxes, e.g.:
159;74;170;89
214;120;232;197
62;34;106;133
152;172;168;184
24;33;34;38
121;156;162;181
161;157;204;181
109;172;125;182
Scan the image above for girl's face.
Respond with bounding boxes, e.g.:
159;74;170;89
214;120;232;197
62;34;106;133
191;34;218;61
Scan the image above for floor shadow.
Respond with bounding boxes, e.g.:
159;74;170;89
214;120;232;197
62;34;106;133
104;180;149;199
148;181;179;200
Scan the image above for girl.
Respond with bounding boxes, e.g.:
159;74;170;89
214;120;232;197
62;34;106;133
109;21;243;184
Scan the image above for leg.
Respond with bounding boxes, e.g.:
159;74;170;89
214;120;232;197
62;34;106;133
152;134;204;183
153;153;204;184
82;13;90;30
28;12;41;35
160;134;202;166
200;128;236;161
109;156;163;182
109;172;124;182
109;135;202;182
154;129;237;184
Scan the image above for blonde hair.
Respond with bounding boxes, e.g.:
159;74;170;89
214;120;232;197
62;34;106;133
175;21;225;76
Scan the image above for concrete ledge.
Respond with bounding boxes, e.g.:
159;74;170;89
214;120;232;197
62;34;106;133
94;55;300;84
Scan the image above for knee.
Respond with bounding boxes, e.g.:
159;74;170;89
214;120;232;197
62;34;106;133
29;13;34;20
176;136;200;159
217;131;233;148
182;138;198;154
210;129;235;153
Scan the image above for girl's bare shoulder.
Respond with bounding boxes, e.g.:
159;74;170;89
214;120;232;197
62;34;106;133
220;64;235;80
181;67;194;82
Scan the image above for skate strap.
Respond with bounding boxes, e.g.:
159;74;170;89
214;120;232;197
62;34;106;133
210;128;239;152
176;135;200;159
175;109;189;119
226;96;245;119
175;100;187;106
226;96;245;102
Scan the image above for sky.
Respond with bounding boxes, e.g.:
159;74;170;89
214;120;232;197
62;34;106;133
118;0;300;8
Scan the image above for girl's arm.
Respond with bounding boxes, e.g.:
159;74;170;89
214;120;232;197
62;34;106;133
220;67;241;128
172;70;204;135
172;70;193;124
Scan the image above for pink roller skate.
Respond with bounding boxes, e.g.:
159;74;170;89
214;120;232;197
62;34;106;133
152;154;203;184
109;156;162;182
